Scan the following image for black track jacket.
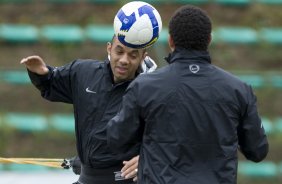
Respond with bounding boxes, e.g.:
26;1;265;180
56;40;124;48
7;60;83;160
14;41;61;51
28;59;138;168
107;48;269;184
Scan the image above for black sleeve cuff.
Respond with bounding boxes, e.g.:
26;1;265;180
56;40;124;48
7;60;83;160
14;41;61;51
27;65;53;90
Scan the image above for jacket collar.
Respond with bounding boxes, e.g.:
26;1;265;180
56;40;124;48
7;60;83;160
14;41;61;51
165;47;211;64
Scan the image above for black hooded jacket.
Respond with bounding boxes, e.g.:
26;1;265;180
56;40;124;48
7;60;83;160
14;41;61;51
107;48;268;184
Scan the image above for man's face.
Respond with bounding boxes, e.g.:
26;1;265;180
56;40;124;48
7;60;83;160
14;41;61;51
107;37;146;83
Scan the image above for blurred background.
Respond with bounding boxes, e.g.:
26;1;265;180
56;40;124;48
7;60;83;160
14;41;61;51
0;0;281;183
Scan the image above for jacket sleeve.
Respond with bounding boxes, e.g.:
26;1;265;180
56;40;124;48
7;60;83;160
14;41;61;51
237;86;269;162
28;61;76;104
107;81;143;154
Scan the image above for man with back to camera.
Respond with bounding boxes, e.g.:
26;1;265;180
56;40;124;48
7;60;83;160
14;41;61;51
107;5;269;184
20;34;157;184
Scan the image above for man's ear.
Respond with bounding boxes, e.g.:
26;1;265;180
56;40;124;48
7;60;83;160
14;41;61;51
208;33;212;45
107;42;111;56
142;51;148;61
168;34;175;51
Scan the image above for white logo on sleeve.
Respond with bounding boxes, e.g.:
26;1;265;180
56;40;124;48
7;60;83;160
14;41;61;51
86;87;96;94
189;64;200;74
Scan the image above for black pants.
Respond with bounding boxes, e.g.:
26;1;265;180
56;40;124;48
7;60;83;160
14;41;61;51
76;165;135;184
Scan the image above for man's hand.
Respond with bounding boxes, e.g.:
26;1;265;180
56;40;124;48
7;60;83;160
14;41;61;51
141;56;157;73
121;155;139;182
61;156;81;175
20;55;49;75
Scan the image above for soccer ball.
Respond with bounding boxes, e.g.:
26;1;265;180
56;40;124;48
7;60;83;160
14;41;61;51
113;1;162;49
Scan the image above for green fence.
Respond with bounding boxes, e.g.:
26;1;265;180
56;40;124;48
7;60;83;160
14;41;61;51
1;24;282;45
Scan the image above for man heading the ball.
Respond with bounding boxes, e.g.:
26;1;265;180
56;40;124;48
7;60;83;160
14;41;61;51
21;35;155;184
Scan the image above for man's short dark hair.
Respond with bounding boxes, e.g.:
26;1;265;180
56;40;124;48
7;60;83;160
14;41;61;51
169;5;212;51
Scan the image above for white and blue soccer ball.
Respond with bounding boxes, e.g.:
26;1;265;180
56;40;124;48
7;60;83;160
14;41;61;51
114;1;162;49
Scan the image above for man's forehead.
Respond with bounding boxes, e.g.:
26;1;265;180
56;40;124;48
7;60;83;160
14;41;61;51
114;45;143;56
116;44;139;52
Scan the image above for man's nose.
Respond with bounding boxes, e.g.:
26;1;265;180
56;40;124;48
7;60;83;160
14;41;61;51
119;54;130;65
